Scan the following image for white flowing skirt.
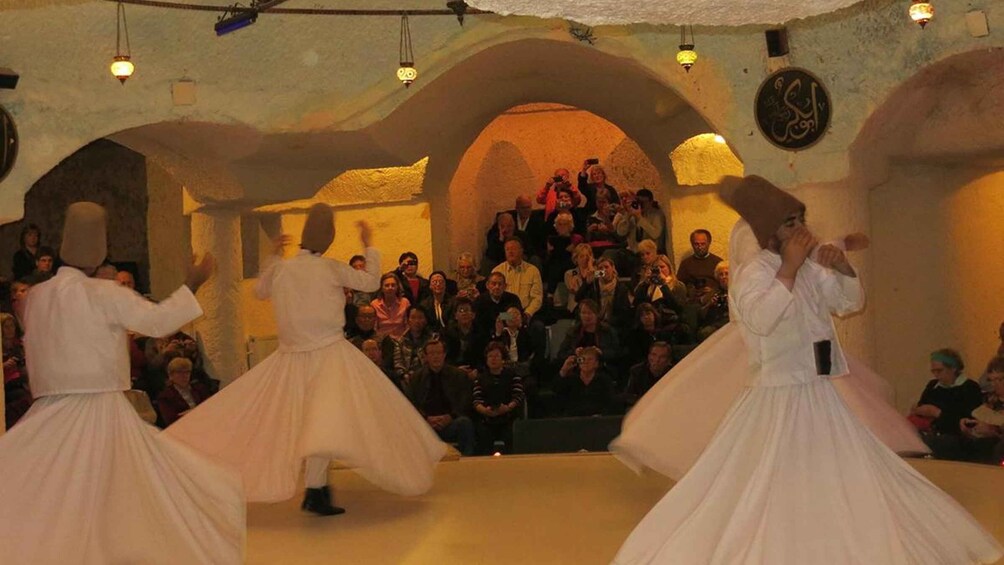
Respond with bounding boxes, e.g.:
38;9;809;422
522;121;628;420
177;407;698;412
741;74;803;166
166;338;447;502
612;377;1004;564
0;392;245;565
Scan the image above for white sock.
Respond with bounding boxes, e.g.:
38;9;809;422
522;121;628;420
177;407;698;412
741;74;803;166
304;457;330;489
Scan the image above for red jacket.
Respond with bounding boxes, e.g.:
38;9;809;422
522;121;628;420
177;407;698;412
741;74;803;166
157;382;213;427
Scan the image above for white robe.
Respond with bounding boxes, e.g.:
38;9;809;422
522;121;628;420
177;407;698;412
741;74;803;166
0;267;245;565
612;251;1003;564
168;249;447;502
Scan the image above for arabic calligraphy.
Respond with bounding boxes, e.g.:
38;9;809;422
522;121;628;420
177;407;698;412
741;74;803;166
755;68;831;151
0;106;16;182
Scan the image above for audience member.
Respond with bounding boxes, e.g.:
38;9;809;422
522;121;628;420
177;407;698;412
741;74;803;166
511;195;547;260
910;348;984;459
394;306;435;385
554;346;616;417
613;189;665;254
347;255;376;306
2;312;31;429
9;279;30;326
94;262;117;280
420;271;454;332
371;272;411;340
492;238;543;321
572;257;633;329
473;272;523;335
563;243;596;313
394;252;430;306
633;254;687;319
585;195;624;257
543;212;583;295
405;340;475;455
361;338;401;388
486;213;518;267
444;297;488;370
545;188;585;237
115;270;136;290
11;224;42;281
537;168;583;218
959;357;1004;465
489;306;533;368
156;357;213;427
624;303;673;366
619;341;674;408
473;341;525;454
556;299;620;366
677;229;724;300
697;260;730;340
453;252;485;301
32;247;57;282
631;239;660;287
577;160;620;215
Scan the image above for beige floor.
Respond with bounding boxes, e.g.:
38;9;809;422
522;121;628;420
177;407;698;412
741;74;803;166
247;453;1004;565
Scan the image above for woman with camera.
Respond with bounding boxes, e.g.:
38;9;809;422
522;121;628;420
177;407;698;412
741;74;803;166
577;159;620;215
555;299;620;367
632;254;687;319
537;168;582;218
554;346;616;417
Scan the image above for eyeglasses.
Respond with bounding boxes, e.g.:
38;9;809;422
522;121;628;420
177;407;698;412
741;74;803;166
403;260;417;266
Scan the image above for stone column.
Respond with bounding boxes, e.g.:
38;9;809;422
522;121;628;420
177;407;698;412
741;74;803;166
190;210;246;388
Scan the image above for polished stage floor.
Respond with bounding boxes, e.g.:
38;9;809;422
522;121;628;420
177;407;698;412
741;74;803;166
247;453;1004;565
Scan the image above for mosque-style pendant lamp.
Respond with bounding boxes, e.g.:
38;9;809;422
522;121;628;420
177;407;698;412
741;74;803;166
676;25;697;72
110;1;135;84
396;14;418;88
909;1;934;28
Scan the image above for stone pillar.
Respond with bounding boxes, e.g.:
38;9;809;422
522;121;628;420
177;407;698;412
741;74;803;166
190;210;246;388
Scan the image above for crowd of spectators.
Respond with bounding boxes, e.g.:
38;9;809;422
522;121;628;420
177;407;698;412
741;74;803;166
335;158;734;455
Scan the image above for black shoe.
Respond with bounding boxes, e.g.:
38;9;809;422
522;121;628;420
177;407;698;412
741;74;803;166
301;487;346;516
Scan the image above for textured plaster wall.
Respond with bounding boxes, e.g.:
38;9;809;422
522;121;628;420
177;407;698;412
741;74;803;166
241;202;433;339
446;104;662;266
0;140;148;284
145;161;190;300
871;166;1004;412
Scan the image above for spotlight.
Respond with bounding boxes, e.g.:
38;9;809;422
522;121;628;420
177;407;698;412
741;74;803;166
215;10;257;35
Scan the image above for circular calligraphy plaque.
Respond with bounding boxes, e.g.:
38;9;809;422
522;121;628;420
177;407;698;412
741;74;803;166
0;105;17;182
754;68;831;151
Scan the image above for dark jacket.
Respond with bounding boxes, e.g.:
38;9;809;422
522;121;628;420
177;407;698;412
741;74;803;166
406;364;474;419
473;291;523;335
419;295;456;332
574;280;635;329
553;369;616;417
157;382;213;427
444;323;489;368
918;378;984;434
395;271;431;306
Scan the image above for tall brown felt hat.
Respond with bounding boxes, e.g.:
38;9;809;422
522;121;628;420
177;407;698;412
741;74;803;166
719;175;805;249
60;202;108;269
301;203;335;254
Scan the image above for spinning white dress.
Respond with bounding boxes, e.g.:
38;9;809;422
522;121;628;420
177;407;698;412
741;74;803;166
611;223;1003;564
0;268;245;565
167;248;447;502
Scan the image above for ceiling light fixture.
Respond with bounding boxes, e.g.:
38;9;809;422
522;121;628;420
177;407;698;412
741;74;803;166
676;25;697;72
397;14;418;88
110;1;135;84
909;1;933;28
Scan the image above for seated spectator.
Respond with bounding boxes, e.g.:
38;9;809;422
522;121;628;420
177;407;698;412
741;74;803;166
473;272;523;336
157;357;214;427
394;252;430;306
115;269;136;290
473;341;525;455
678;228;724;302
631;239;660;288
9;279;31;327
420;271;455;332
619;341;674;409
696;260;730;341
485;213;518;268
624;303;673;366
545;188;585;237
2;312;31;429
556;299;620;367
347;254;377;307
394;306;435;385
563;243;596;313
577;160;620;215
11;223;43;281
348;305;396;372
613;189;664;254
453;252;486;302
978;321;1004;392
910;348;984;460
959;357;1004;465
537;168;583;219
31;246;57;282
492;237;543;321
633;254;687;319
444;297;488;370
554;346;616;416
543;211;584;295
405;340;476;455
572;257;633;330
489;306;533;369
361;338;402;388
94;261;118;280
511;195;547;260
585;195;624;257
371;272;411;340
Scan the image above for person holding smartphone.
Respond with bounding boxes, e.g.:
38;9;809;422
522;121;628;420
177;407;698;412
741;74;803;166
578;158;620;216
537;168;583;218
